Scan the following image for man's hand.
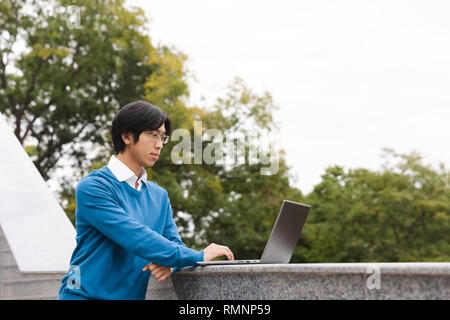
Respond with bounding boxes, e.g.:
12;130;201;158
203;243;234;261
142;263;173;282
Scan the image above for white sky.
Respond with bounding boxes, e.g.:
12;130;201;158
127;0;450;194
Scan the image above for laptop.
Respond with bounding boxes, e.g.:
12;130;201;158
197;200;310;266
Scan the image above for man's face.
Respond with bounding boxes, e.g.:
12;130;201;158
124;123;166;167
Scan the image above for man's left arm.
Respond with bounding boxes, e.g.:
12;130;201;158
143;193;196;279
161;195;191;275
162;196;186;246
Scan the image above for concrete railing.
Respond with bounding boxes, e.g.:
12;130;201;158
146;262;450;300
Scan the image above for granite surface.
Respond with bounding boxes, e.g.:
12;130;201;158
146;263;450;300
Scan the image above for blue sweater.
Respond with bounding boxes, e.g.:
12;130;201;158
58;166;204;300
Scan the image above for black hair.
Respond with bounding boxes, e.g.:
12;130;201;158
111;100;172;154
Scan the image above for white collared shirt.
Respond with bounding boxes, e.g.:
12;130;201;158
107;155;147;191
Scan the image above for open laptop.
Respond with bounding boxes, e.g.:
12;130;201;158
197;200;310;266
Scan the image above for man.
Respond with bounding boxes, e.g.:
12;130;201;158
58;101;234;300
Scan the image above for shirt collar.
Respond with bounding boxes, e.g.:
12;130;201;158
107;155;147;184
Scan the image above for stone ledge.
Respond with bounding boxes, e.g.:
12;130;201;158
176;262;450;275
146;262;450;300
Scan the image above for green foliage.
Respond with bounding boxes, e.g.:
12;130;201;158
301;149;450;262
146;70;300;255
0;0;155;180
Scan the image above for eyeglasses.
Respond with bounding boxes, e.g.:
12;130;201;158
148;131;169;144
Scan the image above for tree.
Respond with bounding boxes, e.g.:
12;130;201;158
301;148;450;262
0;0;155;180
146;71;304;256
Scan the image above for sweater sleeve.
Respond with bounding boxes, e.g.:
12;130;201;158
162;193;187;246
161;193;204;274
75;177;203;269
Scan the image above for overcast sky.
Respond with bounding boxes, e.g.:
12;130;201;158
127;0;450;194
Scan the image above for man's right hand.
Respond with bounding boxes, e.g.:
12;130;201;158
203;243;234;261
